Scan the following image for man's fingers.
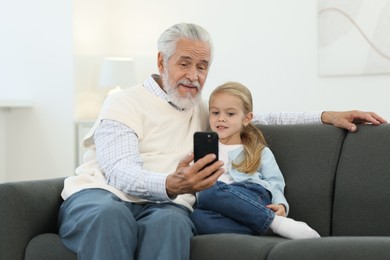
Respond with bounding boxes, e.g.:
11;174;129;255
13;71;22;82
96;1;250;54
344;122;357;132
192;154;221;172
361;112;387;125
193;167;224;191
372;112;388;124
190;154;224;191
351;111;387;125
177;153;194;169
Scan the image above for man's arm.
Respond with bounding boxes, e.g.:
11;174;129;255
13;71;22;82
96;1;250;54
254;111;387;132
253;112;322;125
94;119;224;201
94;119;170;201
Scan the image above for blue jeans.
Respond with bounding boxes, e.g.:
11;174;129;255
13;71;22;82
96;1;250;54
190;181;275;235
58;188;195;260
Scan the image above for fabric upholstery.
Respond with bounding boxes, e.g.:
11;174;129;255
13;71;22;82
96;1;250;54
332;124;390;235
25;233;76;260
1;124;390;260
0;178;64;260
267;237;390;260
190;234;285;260
260;124;346;236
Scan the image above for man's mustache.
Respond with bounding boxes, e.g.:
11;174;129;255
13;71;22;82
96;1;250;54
177;80;200;90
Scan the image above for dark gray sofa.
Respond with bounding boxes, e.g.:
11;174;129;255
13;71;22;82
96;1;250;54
2;124;390;260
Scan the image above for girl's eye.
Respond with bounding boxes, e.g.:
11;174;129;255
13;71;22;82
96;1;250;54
227;113;235;116
211;111;219;115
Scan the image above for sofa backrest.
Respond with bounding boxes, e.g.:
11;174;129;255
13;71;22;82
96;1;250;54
332;124;390;235
259;124;346;236
259;123;390;237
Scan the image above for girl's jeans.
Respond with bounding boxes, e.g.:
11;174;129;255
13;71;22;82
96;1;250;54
191;181;275;235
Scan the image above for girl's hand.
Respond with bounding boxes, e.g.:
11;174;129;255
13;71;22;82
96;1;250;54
266;204;286;217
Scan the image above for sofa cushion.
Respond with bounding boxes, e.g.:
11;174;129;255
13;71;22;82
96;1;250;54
332;124;390;235
190;234;285;260
266;237;390;260
0;178;64;260
259;125;346;236
25;233;76;260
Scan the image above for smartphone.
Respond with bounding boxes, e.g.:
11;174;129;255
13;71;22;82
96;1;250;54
194;131;219;168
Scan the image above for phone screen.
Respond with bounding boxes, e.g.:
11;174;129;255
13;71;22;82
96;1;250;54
194;131;219;167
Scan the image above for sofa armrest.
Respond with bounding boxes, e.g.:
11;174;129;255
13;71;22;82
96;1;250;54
0;177;65;260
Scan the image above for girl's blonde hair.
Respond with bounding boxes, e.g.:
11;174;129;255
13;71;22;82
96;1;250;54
209;82;267;174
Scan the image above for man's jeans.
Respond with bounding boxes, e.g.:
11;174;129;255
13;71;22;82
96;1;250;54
58;188;195;260
191;181;275;235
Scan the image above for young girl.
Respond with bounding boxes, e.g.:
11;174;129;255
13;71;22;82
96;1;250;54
190;82;320;239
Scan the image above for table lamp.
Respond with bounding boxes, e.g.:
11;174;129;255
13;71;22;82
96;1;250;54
98;57;137;95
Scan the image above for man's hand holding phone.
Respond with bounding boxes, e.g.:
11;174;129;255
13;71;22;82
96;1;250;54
165;148;224;197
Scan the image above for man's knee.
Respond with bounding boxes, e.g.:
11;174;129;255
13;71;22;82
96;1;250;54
144;203;194;233
60;189;137;233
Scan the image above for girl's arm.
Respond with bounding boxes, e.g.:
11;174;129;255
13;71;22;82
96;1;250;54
259;147;290;215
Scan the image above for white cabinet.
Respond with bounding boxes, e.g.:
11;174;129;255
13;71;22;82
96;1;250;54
0;99;33;108
75;120;95;166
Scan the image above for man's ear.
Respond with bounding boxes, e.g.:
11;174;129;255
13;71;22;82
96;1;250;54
157;52;164;74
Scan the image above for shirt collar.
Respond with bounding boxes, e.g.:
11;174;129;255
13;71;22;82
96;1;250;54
143;74;184;111
143;74;168;101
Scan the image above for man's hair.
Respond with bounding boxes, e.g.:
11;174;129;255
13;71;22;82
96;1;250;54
157;23;214;66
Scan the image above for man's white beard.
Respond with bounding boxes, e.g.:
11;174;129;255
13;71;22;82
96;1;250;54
162;71;201;110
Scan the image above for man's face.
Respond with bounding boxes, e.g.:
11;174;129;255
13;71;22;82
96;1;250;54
158;38;211;109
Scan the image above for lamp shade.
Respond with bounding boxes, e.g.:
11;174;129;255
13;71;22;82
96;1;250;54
98;57;137;88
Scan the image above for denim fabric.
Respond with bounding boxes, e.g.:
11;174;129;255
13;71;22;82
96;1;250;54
58;188;195;260
191;181;275;235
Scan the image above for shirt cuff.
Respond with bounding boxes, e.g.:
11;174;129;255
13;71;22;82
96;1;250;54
314;111;324;124
145;172;173;201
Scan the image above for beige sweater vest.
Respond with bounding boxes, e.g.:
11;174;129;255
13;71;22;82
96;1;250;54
62;84;209;210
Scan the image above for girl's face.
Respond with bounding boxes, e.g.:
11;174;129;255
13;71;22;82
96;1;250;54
209;93;252;145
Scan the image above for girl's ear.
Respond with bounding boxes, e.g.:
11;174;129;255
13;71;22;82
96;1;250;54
157;52;164;74
243;112;253;126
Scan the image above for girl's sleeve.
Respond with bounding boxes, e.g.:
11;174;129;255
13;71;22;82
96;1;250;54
260;147;290;215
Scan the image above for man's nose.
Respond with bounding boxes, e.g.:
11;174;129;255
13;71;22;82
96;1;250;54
186;66;199;82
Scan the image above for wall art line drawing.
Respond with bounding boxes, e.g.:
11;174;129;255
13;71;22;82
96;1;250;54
318;0;390;76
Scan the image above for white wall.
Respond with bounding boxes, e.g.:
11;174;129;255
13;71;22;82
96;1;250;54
0;1;74;182
1;0;388;182
75;0;390;121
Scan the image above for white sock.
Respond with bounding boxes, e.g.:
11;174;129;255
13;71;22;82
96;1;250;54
270;215;320;239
